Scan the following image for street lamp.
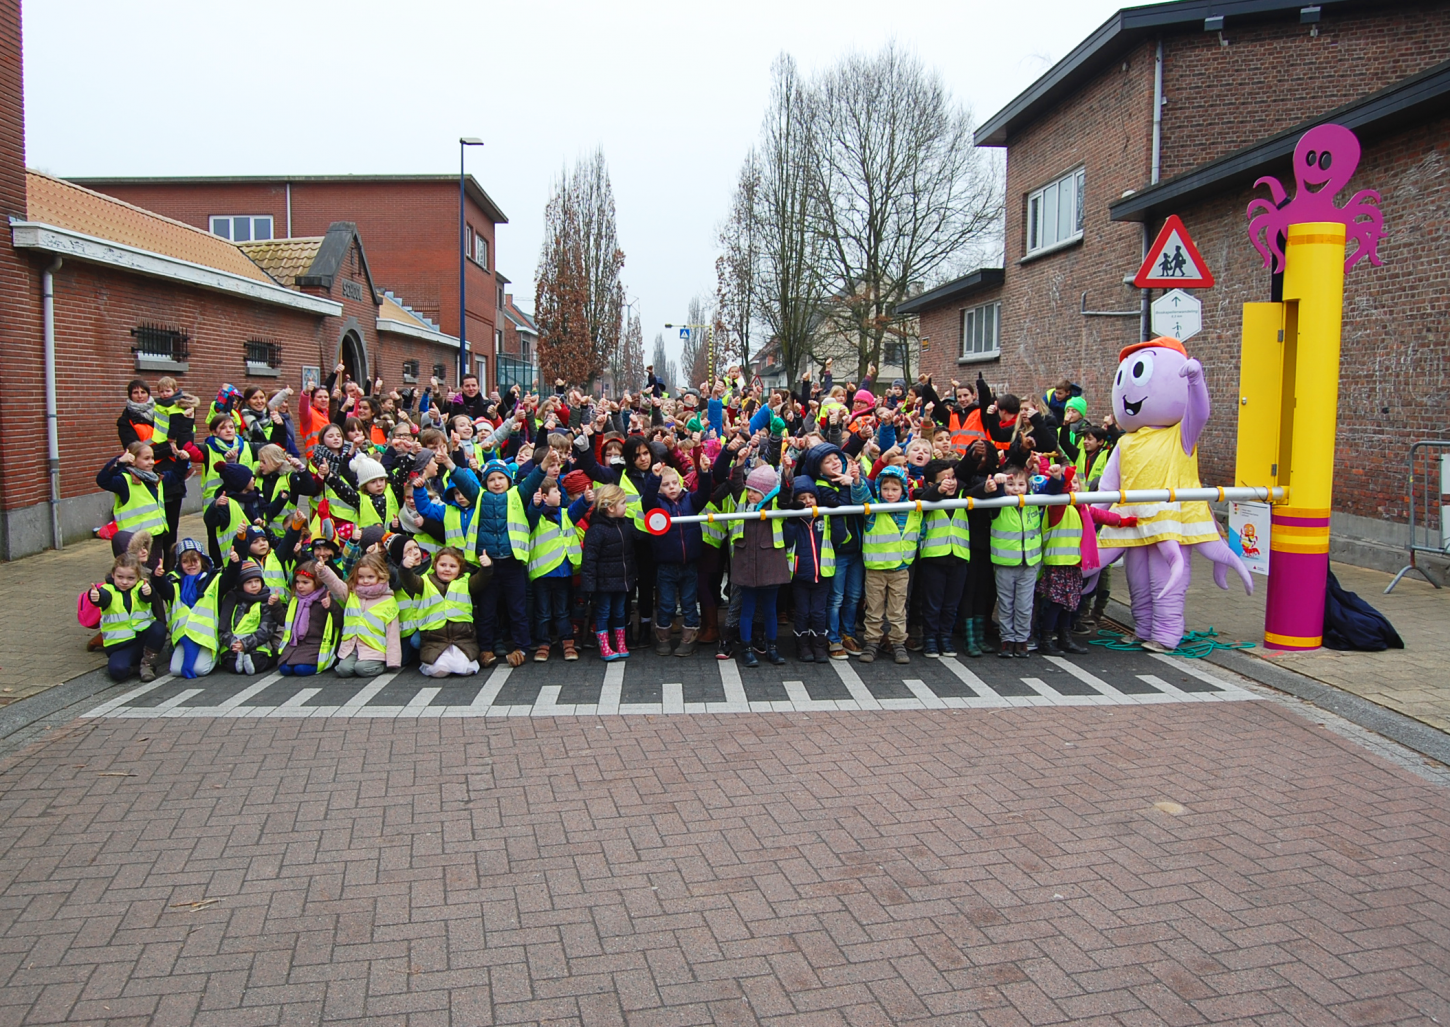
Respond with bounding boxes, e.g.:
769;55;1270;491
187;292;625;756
458;137;484;384
664;322;715;385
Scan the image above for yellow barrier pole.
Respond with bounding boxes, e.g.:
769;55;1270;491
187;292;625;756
1263;221;1345;650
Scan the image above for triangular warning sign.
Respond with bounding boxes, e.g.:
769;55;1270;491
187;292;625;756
1134;215;1215;288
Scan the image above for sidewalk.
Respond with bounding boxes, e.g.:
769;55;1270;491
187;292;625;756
0;514;205;705
1169;559;1450;732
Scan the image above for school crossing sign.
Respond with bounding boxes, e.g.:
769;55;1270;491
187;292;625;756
1134;214;1215;289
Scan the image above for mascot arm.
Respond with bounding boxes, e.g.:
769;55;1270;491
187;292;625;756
1179;359;1210;454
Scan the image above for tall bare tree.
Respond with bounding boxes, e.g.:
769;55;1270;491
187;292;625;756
751;54;830;389
716;152;761;374
679;295;712;387
649;333;676;394
811;43;1002;378
534;148;627;385
619;306;645;394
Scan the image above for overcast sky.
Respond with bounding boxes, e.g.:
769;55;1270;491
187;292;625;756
24;0;1125;365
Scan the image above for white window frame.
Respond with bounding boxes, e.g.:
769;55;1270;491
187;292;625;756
210;215;274;243
1024;166;1085;258
474;233;489;270
959;301;1001;363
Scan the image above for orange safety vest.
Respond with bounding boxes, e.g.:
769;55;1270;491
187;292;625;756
948;408;990;455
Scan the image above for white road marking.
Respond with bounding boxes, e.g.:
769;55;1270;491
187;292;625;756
661;683;684;715
829;659;884;710
1147;653;1261;700
470;664;511;710
1041;656;1148;702
902;680;946;709
83;678;169;717
598;663;624;715
717;659;748;707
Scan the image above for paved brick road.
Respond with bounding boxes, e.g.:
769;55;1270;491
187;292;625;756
0;691;1446;1026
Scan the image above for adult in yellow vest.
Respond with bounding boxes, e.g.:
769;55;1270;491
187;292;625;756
95;443;188;574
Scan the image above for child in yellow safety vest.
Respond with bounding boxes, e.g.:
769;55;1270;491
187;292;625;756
95;442;188;575
275;560;347;676
218;558;282;675
975;462;1064;659
914;458;972;659
334;552;403;677
858;465;919;666
87;553;166;682
153;538;224;679
525;476;588;663
400;546;494;677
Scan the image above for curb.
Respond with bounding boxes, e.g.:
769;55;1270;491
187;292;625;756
1106;598;1450;767
0;668;118;742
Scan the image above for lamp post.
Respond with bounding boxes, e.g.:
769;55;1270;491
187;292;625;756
664;322;714;386
458;137;484;384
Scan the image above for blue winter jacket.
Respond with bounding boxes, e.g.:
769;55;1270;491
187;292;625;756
641;470;711;565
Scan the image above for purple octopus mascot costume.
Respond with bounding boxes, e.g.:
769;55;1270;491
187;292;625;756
1095;337;1253;653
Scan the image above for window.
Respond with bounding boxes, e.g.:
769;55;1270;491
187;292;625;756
1026;167;1085;255
959;301;1001;361
210;215;274;243
497;285;505;309
883;341;905;368
474;233;489;269
130;323;190;371
433;363;448;384
245;338;282;376
496;328;504;354
402;359;420;383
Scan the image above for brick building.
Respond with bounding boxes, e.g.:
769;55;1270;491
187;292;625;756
71;173;508;391
906;0;1450;568
497;291;539;394
0;0;468;558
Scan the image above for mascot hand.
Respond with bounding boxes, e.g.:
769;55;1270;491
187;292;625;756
1118;515;1138;528
1178;358;1204;384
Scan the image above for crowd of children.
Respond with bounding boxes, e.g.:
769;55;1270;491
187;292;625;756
85;360;1131;682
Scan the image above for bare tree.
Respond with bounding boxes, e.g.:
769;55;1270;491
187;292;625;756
534;148;627;385
716;152;761;374
619;306;645;394
679;295;712;387
811;43;1002;378
751;54;830;389
649;333;676;393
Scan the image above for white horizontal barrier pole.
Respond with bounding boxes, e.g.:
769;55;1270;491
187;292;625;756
668;486;1287;524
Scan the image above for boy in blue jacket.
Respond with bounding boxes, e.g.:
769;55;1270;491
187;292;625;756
525;475;591;662
472;454;548;666
641;462;712;656
784;477;833;663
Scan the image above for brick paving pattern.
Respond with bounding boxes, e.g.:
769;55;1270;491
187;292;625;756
0;698;1446;1025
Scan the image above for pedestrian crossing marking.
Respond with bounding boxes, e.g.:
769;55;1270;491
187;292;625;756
85;650;1264;720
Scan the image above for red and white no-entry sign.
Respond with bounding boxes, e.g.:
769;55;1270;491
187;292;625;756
644;508;672;536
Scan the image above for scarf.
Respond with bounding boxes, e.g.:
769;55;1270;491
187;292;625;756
127;464;160;486
352;582;392;601
289;585;326;640
127;397;155;423
179;572;202;608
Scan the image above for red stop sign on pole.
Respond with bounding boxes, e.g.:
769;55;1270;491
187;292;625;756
644;508;672;536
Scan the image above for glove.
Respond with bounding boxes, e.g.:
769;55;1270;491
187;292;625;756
1118;515;1138;528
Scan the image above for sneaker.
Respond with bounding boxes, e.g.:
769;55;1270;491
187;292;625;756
893;645;910;665
829;641;847;660
923;636;940;658
841;635;863;655
534;643;551;663
1140;638;1171;654
906;634;924;652
716;639;733;661
858;643;878;664
939;635;957;657
997;643;1014;659
1012;642;1029;659
1026;637;1039;652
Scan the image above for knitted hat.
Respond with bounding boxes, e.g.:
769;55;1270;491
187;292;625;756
877;464;908;488
892;378;907;390
852;389;875;411
1065;396;1088;418
217;462;253;494
562;469;591;497
173;537;211;567
745;464;780;495
237;560;264;585
482;459;511;484
310;536;339;557
350;453;387;487
239;525;268;550
358;524;387;553
385;533;412;566
792;475;818;498
410;451;436;476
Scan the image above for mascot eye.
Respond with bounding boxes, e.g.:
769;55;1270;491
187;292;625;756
1128;352;1155;387
1115;368;1124;387
1305;149;1316;167
1319;150;1332;170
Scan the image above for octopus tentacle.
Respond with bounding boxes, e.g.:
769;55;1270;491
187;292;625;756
1194;538;1254;596
1154;540;1186;600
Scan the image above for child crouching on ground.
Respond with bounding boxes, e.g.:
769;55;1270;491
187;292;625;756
154;538;225;679
276;560;347;675
89;553;165;682
219;558;281;674
401;546;493;677
580;485;636;662
335;552;403;677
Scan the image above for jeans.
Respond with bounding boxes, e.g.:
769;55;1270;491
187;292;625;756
827;551;865;642
793;579;830;635
994;564;1038;643
533;576;574;641
105;621;168;681
279;663;318;676
918;556;969;637
478;556;531;652
738;586;778;644
655;561;699;628
594;591;628;632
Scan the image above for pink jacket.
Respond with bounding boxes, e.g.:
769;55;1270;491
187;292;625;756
1046;504;1129;573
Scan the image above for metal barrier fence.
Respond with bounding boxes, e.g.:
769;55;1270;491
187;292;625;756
1386;440;1450;593
667;486;1286;524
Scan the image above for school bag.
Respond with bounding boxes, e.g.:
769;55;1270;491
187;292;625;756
1321;569;1404;652
77;587;102;629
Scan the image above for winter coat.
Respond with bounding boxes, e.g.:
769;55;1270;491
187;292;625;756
729;477;794;590
580;511;636;594
641;471;711;565
219;588;281;655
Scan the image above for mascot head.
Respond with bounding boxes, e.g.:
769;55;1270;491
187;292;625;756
1112;337;1190;432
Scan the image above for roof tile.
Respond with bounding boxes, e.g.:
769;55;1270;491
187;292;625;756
238;237;324;287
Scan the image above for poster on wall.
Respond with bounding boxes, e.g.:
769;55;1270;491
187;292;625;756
300;365;321;393
1228;501;1271;576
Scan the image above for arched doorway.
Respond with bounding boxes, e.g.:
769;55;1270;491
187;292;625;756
339;330;368;386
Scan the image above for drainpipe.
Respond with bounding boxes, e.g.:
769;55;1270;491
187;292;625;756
42;256;63;550
1141;39;1165;342
285;182;293;238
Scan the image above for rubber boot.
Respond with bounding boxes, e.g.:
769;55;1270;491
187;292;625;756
699;605;719;644
811;633;830;663
654;624;674;656
138;648;160;683
675;628;698;657
742;647;759;668
966;618;985;658
795;631;814;663
596;630;619;662
612;628;631;659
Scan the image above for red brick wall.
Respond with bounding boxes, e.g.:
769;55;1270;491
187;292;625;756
917;287;1006;390
1157;4;1450;181
77;179;501;368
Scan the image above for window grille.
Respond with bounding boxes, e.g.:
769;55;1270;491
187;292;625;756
130;323;190;361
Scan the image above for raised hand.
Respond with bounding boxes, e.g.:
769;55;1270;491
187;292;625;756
88;585;101;604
